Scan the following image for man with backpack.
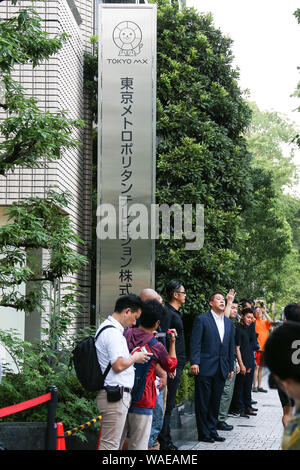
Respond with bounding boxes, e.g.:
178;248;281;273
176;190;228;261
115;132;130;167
121;299;178;450
95;294;151;450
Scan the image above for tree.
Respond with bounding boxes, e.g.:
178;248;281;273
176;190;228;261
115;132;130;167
0;2;88;339
292;8;300;148
0;189;87;315
0;0;83;175
246;102;299;192
234;102;300;309
83;1;300;322
153;0;252;319
82;0;253;345
278;195;300;306
233;167;294;301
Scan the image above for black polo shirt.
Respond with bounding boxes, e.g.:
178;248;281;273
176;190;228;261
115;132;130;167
164;303;187;367
235;322;252;369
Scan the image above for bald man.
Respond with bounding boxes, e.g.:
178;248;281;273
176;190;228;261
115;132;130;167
140;288;162;304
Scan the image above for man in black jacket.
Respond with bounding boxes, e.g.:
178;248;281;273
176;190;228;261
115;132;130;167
158;280;187;450
230;308;257;416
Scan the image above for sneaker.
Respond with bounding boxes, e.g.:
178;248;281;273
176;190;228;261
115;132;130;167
229;410;250;419
252;387;258;392
258;387;268;393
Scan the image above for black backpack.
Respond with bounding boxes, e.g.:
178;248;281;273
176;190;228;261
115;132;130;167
70;325;115;392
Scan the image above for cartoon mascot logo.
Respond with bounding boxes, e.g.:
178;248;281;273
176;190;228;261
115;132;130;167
113;21;143;56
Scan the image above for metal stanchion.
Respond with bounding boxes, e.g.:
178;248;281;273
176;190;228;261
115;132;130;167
45;385;58;450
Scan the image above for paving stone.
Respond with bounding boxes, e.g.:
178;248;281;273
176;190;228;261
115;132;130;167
177;372;284;451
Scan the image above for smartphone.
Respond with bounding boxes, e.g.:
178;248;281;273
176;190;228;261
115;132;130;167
131;344;153;355
155;330;173;338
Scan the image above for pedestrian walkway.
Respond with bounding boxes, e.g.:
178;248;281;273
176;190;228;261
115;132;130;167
176;372;284;451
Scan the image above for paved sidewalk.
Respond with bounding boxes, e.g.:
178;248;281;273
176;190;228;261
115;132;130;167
177;372;284;451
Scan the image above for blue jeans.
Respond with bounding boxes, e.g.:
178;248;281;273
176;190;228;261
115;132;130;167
148;390;164;448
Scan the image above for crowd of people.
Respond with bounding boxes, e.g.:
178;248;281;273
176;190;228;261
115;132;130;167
189;291;274;442
94;281;186;450
264;302;300;450
94;281;300;451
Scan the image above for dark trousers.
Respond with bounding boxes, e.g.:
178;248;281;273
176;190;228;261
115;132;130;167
194;370;226;439
249;353;255;388
231;371;252;411
158;364;184;447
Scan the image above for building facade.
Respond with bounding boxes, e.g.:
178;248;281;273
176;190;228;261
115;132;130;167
0;0;179;364
0;0;94;360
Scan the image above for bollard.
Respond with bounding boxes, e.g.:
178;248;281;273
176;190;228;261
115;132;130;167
45;386;58;450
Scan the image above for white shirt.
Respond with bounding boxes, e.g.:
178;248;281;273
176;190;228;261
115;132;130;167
95;315;135;388
211;310;225;343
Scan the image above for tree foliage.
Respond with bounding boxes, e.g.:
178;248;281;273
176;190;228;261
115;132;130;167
83;1;300;318
0;190;88;314
292;8;300;147
0;328;100;442
0;2;88;316
233;103;300;306
246;102;299;191
0;1;84;175
154;0;252;315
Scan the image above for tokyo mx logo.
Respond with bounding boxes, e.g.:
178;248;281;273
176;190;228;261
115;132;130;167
113;21;143;56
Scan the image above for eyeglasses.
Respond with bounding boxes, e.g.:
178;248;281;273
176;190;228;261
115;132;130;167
176;290;186;295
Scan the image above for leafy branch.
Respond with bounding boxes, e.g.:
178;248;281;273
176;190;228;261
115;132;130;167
0;189;88;314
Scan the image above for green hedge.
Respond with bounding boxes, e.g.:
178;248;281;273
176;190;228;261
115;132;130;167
176;362;194;404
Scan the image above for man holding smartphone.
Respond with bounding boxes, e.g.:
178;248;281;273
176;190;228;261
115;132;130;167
95;294;151;450
253;303;272;393
122;299;177;450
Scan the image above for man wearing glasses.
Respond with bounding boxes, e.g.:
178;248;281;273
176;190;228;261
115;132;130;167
158;280;187;450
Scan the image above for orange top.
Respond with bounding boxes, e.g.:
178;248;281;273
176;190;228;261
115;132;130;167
255;319;271;351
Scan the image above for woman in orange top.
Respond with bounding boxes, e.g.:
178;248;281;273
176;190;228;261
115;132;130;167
253;305;272;392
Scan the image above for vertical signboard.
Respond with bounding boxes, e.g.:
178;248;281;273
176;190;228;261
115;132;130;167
96;4;157;321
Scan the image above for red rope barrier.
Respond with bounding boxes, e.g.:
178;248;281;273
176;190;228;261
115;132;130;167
0;392;51;418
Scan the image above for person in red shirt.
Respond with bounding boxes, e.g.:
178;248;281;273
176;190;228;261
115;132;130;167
253;304;272;392
122;299;177;450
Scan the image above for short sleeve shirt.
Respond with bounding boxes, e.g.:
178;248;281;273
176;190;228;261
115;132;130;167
165;304;187;366
95;316;135;388
235;323;252;369
255;319;271;351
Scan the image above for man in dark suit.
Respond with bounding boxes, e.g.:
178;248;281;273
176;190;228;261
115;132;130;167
190;292;235;443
